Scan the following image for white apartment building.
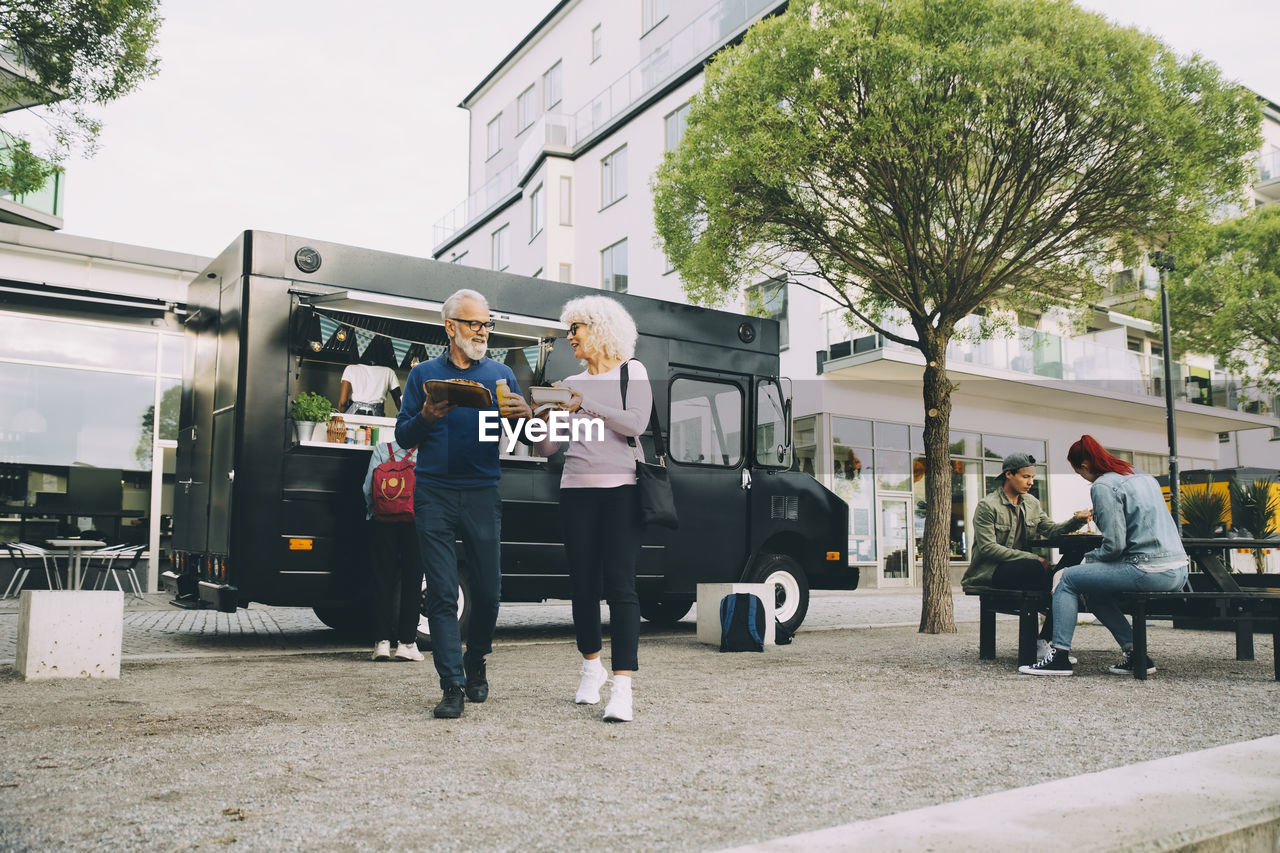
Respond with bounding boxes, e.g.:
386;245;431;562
432;0;1280;587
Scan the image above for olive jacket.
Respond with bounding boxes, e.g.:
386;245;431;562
962;488;1084;590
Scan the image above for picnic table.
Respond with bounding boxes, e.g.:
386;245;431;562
967;534;1280;680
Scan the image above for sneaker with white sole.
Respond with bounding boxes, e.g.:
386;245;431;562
575;658;609;705
1037;639;1077;664
1108;649;1156;676
1018;644;1073;676
394;641;424;662
603;675;633;722
371;640;391;662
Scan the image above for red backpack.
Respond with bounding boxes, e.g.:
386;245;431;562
371;444;415;522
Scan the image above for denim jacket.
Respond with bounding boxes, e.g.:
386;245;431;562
1084;470;1186;566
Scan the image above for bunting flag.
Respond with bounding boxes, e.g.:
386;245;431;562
317;314;341;347
312;310;536;371
391;338;411;367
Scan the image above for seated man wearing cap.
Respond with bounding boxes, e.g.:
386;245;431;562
963;452;1092;660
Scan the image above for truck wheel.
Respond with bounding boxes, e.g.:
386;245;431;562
312;603;371;636
747;553;809;635
415;572;471;648
639;598;693;625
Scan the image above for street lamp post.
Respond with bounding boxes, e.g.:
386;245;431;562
1153;250;1180;528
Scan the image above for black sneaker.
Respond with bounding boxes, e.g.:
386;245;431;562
1108;649;1156;676
464;655;488;703
433;683;465;718
1018;645;1074;676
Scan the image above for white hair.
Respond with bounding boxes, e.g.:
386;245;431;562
442;288;488;321
560;295;637;362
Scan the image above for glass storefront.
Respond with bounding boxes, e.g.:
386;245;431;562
0;309;183;589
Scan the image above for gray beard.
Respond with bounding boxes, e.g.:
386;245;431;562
455;335;487;362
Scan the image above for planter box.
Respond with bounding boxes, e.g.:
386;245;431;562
15;590;124;680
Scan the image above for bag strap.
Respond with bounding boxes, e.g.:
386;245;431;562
620;360;666;459
386;442;399;462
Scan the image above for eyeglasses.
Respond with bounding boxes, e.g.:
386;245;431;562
450;318;495;333
568;322;589;336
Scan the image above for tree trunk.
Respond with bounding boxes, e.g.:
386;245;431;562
919;341;957;633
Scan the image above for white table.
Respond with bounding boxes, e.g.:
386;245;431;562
44;539;107;590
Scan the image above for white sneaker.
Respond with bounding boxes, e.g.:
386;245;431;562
371;640;391;662
1036;639;1077;664
394;641;424;662
575;658;609;705
603;675;633;722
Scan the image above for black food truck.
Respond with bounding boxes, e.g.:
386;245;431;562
165;231;855;638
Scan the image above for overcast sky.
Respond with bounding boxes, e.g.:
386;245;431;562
42;0;1280;261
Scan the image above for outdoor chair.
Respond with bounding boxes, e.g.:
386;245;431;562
2;542;64;598
81;543;146;599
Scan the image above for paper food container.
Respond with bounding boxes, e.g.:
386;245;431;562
424;379;493;409
529;386;573;406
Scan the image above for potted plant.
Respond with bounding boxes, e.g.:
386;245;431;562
1229;476;1278;574
291;391;333;443
1180;480;1228;538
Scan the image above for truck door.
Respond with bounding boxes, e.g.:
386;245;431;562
663;373;750;590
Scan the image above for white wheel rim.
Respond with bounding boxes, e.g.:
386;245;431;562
418;580;466;637
764;569;800;623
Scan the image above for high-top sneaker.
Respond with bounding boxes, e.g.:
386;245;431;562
603;674;633;722
1018;644;1074;676
1108;649;1156;676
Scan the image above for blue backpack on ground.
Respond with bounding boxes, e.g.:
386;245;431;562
719;592;766;652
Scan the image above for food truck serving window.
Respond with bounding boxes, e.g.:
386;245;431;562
303;290;567;339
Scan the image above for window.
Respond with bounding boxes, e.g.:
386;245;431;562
558;263;573;283
486;114;502;159
559;176;573;225
601;239;628;293
529;183;544;239
516;85;537;133
664;102;691;151
670;377;742;466
543;61;562;110
591;24;602;61
747;278;788;350
754;379;791;468
642;0;669;34
449;250;469;265
601;145;627;208
491;225;509;271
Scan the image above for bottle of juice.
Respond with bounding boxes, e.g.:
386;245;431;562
495;378;510;408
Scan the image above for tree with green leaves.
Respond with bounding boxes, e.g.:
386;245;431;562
0;0;162;196
653;0;1261;632
1164;204;1280;395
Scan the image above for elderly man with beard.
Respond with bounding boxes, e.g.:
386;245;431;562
396;288;532;719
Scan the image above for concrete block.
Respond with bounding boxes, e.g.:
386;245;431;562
15;590;124;680
696;583;775;647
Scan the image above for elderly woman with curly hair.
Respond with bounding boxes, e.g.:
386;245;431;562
533;295;651;722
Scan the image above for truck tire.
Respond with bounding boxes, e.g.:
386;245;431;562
747;553;809;635
312;603;371;636
415;572;471;648
639;598;693;625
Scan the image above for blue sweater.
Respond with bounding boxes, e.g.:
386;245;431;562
394;353;521;489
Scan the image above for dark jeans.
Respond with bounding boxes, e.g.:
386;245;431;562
413;484;502;689
369;520;422;644
991;558;1054;640
561;486;643;672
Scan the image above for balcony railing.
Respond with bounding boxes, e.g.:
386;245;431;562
0;137;64;220
822;313;1264;415
1258;148;1280;183
431;0;783;251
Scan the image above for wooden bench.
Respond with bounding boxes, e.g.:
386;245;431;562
965;585;1280;681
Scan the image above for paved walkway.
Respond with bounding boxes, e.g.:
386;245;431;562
0;588;983;662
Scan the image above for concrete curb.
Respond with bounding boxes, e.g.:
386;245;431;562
717;736;1280;852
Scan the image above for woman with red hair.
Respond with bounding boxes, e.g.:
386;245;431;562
1020;435;1187;677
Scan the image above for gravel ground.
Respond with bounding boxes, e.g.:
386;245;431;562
1;605;1277;852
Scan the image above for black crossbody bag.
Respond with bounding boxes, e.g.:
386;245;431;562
621;361;679;529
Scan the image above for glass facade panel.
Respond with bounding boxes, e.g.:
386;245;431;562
832;416;872;450
0;313;157;372
981;433;1045;463
874;421;910;450
160;334;183;376
875;450;911;491
0;362;155;471
949;430;980;456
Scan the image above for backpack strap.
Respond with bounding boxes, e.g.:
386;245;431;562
621;360;667;459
